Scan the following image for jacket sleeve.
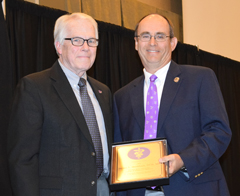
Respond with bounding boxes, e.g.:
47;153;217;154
178;69;232;182
8;77;43;196
113;94;122;143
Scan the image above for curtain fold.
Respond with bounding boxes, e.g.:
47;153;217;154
92;21;142;92
6;0;67;87
3;0;240;196
0;0;13;195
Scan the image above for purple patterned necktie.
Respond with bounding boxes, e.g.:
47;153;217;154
78;78;103;178
144;75;158;139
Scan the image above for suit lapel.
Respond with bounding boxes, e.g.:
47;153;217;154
157;61;182;136
87;77;107;120
130;76;145;135
50;61;93;145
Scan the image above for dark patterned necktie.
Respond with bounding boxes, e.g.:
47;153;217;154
144;75;158;139
78;78;103;178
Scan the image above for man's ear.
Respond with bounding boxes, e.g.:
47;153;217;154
55;41;62;55
134;37;138;51
170;37;178;51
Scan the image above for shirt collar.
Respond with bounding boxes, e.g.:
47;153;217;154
143;61;171;85
58;59;87;88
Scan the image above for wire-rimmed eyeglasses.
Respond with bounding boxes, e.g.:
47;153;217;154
135;33;170;42
64;37;99;47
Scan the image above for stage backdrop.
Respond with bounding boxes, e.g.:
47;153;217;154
1;0;240;195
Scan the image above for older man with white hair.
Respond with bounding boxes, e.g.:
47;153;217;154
8;13;113;196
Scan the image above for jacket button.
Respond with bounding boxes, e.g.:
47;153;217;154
91;152;96;156
91;181;95;186
195;175;198;178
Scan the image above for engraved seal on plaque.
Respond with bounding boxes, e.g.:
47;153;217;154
128;147;150;160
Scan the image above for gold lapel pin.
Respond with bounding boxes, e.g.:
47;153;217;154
174;77;180;83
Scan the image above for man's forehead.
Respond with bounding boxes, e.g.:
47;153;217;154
140;15;168;26
138;22;169;33
142;14;166;22
66;21;95;34
67;18;92;28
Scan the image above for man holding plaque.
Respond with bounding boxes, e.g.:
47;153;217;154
113;14;231;196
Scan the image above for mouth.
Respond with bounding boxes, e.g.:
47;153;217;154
147;50;160;56
78;56;90;58
146;49;160;54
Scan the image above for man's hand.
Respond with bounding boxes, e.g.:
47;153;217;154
159;154;184;176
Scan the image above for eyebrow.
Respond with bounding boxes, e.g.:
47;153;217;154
140;31;150;34
140;31;166;35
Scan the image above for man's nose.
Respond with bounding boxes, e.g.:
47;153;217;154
81;40;89;50
149;36;157;45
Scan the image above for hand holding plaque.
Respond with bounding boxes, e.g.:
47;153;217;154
110;138;169;191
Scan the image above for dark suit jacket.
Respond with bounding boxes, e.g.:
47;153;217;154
7;61;113;196
113;61;231;196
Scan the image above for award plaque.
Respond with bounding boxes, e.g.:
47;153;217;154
110;138;169;191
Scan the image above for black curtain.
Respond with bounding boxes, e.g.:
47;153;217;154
2;0;240;195
0;0;13;195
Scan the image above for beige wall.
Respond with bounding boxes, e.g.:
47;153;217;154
182;0;240;62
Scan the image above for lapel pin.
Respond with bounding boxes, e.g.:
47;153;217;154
98;90;102;94
174;77;180;83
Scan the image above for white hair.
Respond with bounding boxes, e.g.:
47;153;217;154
53;12;98;50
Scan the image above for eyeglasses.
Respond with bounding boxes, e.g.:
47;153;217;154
64;37;99;47
135;33;170;42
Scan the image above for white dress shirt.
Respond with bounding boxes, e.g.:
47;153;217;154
143;62;171;114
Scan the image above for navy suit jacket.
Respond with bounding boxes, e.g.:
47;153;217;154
8;61;113;196
113;61;231;196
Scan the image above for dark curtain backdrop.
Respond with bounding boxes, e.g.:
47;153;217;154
0;0;13;195
1;0;240;195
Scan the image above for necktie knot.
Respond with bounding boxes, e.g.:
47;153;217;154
78;78;86;87
150;74;157;82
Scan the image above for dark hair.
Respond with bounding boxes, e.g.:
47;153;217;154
134;14;174;38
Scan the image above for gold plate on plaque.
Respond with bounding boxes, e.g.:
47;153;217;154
110;139;168;190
